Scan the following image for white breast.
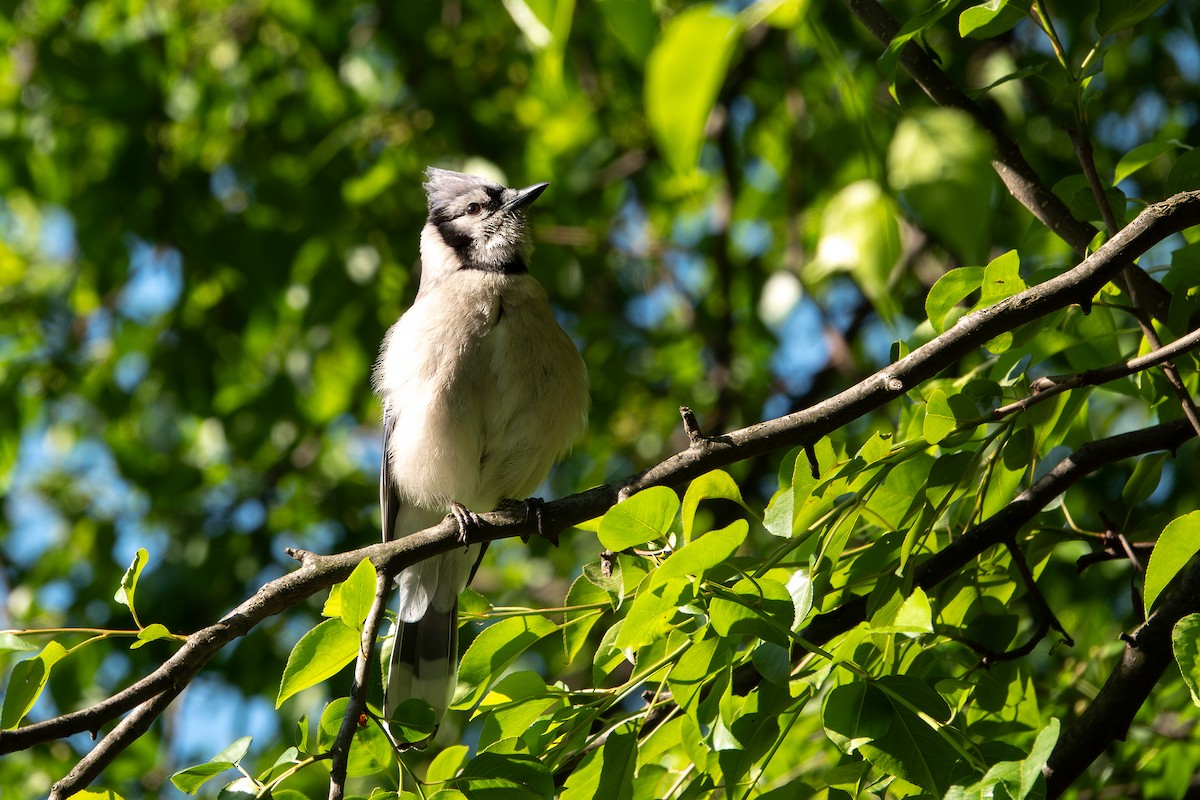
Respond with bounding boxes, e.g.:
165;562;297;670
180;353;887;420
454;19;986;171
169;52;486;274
376;270;588;514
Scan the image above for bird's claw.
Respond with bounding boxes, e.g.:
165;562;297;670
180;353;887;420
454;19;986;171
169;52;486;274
449;502;484;549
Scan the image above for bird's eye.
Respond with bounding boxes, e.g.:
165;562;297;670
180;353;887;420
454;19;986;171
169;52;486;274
465;203;482;216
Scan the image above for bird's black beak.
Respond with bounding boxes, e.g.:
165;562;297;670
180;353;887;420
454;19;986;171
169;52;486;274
504;182;549;211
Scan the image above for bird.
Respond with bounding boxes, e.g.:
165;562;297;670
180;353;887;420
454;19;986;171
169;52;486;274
373;166;589;742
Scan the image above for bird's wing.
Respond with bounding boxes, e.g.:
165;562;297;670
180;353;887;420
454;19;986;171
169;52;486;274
380;399;401;544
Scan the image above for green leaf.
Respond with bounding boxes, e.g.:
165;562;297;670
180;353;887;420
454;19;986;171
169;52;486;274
926;267;984;333
1097;0;1168;35
857;431;893;464
822;676;957;795
709;577;794;646
1174;614;1200;706
561;722;636;800
598;485;680;550
666;634;726;715
596;0;656;61
979;249;1025;307
71;791;126;800
453;615;558;709
0;633;40;656
1123;452;1167;508
1018;718;1059;798
982;426;1032;518
887;109;995;264
871;587;934;635
115;547;149;619
811;180;902;319
426;744;470;785
1114;140;1178;184
1166;148;1200;198
456;752;554;800
381;697;439;745
477;671;562;751
339;557;378;631
170;762;237;795
582;558;624;609
616;520;748;649
317;698;392;777
923;389;957;444
877;0;964;95
131;623;176;649
169;737;250;795
563;574;609;665
959;0;1028;38
681;469;745;543
785;567;814;629
645;6;740;174
1145;511;1200;612
276;618;360;707
1;640;67;729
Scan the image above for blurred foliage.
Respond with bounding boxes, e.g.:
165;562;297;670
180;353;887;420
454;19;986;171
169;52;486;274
1;0;1200;797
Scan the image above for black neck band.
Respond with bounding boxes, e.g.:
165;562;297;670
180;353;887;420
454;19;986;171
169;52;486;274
461;258;528;275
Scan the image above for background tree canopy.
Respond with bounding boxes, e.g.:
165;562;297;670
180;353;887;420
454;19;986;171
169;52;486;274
2;0;1200;797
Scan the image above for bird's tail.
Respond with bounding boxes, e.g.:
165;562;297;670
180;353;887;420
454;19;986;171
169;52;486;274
383;601;458;743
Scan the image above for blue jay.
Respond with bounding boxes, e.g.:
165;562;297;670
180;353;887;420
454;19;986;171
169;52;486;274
374;167;588;738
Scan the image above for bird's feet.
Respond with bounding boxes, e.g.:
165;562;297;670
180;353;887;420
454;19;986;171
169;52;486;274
498;497;556;546
449;501;484;548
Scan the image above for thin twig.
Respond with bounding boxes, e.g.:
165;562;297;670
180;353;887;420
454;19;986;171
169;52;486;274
994;325;1200;417
1065;126;1200;439
328;570;394;799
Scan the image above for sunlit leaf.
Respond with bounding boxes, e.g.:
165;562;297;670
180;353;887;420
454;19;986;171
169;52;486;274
926;267;985;333
276;618;360;708
338;557;378;631
616;520;748;649
959;0;1028;38
1;640;67;729
681;469;745;543
598;485;680;550
1145;511;1200;612
453;615;558;709
888;109;995;264
169;737;251;795
115;547;149;619
131;623;177;649
645;6;740;174
561;722;636;800
923;389;957;444
1173;614;1200;706
811;180;902;319
1114;140;1178;184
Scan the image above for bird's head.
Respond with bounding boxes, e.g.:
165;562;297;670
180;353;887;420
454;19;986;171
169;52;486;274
421;167;548;277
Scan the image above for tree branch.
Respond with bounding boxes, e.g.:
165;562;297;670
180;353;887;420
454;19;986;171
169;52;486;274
801;417;1197;646
994;324;1200;418
1044;557;1200;797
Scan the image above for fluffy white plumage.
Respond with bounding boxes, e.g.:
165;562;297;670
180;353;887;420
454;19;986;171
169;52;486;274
374;167;588;731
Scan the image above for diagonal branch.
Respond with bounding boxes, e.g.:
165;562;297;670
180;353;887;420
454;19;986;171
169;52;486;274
1044;556;1200;797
